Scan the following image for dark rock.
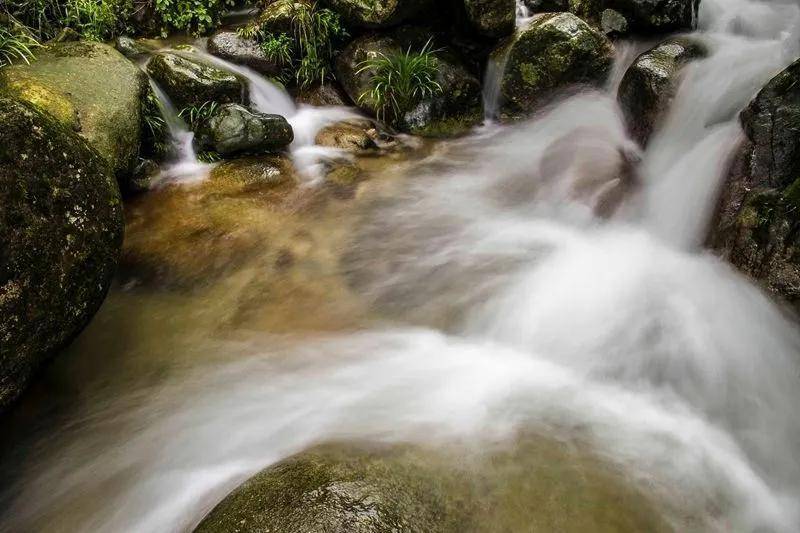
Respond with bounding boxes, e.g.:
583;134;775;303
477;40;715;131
489;12;615;119
324;0;434;28
257;0;310;35
114;36;151;58
0;97;123;411
146;52;246;111
464;0;516;38
207;30;284;75
617;37;706;145
710;58;800;309
198;103;294;155
0;41;149;182
295;82;351;106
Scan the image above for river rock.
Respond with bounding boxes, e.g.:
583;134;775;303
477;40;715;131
710;58;800;309
336;32;483;136
194;439;671;532
0;41;149;181
207;30;283;75
0;97;123;412
114;36;150;58
617;37;706;145
464;0;516;37
324;0;433;28
490;12;614;119
146;52;246;111
295;82;350;106
315;121;378;152
198;103;294;155
257;0;309;35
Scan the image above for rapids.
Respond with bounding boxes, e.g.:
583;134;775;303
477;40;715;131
2;0;800;531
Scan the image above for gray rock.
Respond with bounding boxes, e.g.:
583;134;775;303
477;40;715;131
114;36;151;58
464;0;516;38
207;30;284;75
0;97;123;412
198;103;294;155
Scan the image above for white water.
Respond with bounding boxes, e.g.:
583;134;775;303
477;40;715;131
2;1;800;532
189;50;363;182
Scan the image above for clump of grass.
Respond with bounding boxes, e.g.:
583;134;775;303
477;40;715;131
357;40;442;124
64;0;125;41
178;100;219;131
2;0;65;41
238;1;346;88
0;22;39;67
142;88;169;158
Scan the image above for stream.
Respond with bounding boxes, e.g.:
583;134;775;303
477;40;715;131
2;0;800;531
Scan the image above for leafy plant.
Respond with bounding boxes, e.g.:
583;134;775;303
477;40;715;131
178;100;219;131
64;0;123;41
356;40;442;124
259;32;292;66
0;23;39;67
142;88;169;158
197;150;221;163
154;0;235;36
2;0;65;40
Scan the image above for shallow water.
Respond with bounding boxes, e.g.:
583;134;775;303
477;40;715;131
2;1;800;532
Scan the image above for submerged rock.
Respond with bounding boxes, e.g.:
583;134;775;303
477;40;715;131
490;12;614;119
324;0;433;28
617;37;706;145
194;439;671;532
315;121;378;152
710;58;800;309
464;0;516;37
207;30;284;75
336;32;483;136
198;103;294;156
146;52;246;111
0;41;149;181
0;97;123;412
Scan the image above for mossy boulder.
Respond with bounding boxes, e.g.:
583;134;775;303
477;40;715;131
194;439;671;532
490;12;614;119
257;0;311;35
207;30;284;76
710;58;800;309
315;120;378;152
336;32;483;136
0;97;123;412
197;103;294;156
146;52;246;111
464;0;516;37
323;0;433;28
617;37;706;145
0;41;149;181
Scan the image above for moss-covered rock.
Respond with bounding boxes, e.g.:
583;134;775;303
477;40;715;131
617;37;706;145
710;58;800;309
257;0;311;35
336;31;483;136
0;41;149;181
315;120;378;152
323;0;434;28
197;103;294;156
146;52;246;111
464;0;516;37
490;12;614;119
194;438;671;532
207;30;284;76
0;97;123;412
295;82;351;106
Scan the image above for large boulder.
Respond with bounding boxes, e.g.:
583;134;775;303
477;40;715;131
489;12;615;119
198;103;294;155
710;58;800;309
323;0;433;28
617;37;706;145
336;32;483;136
0;98;123;411
194;439;671;532
525;0;698;35
256;0;309;35
464;0;516;37
207;30;284;76
0;41;149;181
146;52;246;111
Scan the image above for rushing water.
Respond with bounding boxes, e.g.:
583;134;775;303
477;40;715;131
2;0;800;531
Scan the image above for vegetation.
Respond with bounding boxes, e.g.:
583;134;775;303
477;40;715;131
64;0;132;41
154;0;236;37
239;1;346;88
178;100;219;131
0;21;39;67
357;40;442;123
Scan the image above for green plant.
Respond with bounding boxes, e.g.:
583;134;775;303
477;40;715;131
64;0;120;41
197;150;221;163
2;0;65;40
356;40;442;123
178;100;219;131
142;88;169;158
154;0;235;36
259;32;293;66
0;22;39;67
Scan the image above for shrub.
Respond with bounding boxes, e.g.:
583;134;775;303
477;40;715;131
64;0;130;41
357;40;442;124
0;21;39;67
155;0;236;36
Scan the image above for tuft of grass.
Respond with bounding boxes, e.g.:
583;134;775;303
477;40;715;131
178;100;219;131
356;39;442;124
259;32;293;66
0;23;40;67
64;0;122;41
